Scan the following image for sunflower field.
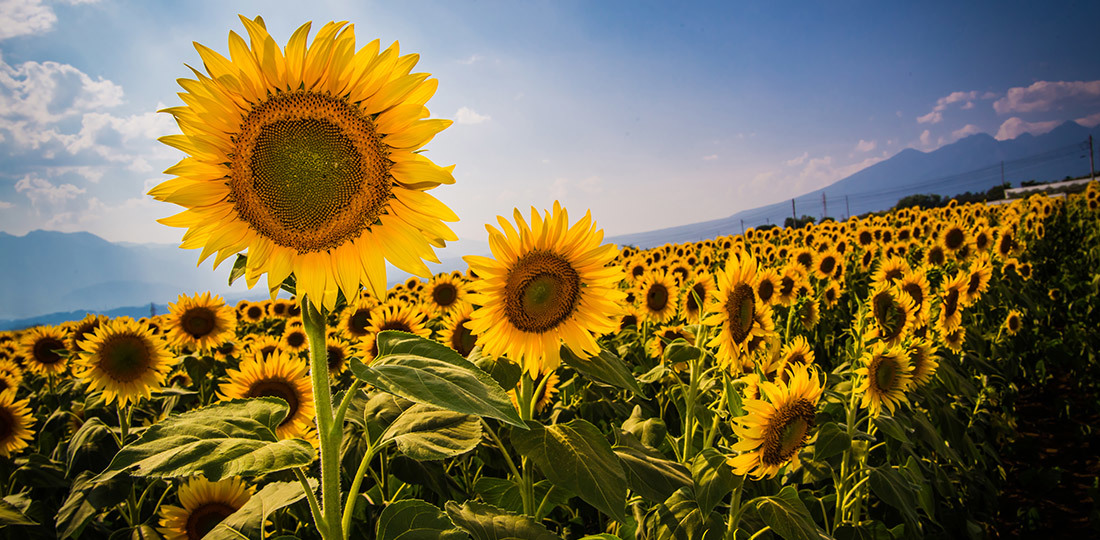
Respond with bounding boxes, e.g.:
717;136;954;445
2;16;1100;540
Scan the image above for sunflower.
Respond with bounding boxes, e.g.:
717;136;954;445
778;335;815;369
942;326;966;353
218;350;315;439
0;392;35;458
925;244;947;267
508;371;560;414
157;476;253;540
775;266;806;307
962;255;992;305
1017;261;1033;281
936;271;967;333
646;325;695;361
438;303;477;358
239;301;266;323
704;254;776;373
0;361;22;397
821;281;842;309
67;314;108;355
871;256;910;286
337;297;378;340
792;248;815;274
637;270;679;324
1002;309;1023;336
463;203;624;376
906;337;940;387
812;249;842;281
356;301;431;360
18;325;69;375
75;317;174;407
867;284;916;346
166;293;235;352
325;336;352;375
855;343;913;416
679;273;715;324
618;305;642;331
798;300;820;332
897;267;932;325
244;335;283;361
754;268;782;307
281;325;309;353
994;227;1023;259
729;363;823;479
425;273;467;317
149;17;459;308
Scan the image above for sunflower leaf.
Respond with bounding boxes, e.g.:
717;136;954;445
561;345;647;398
377;499;467;540
744;485;829;540
381;403;483;461
445;500;561;540
644;487;725;540
813;422;851;462
228;253;248;286
0;497;36;526
691;447;741;515
351;331;525;428
511;419;627;520
206;480;313;540
614;444;692;503
96;398;315;482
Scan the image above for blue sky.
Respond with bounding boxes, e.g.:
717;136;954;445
2;0;1099;249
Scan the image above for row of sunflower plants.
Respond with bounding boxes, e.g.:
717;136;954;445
1;14;1098;539
2;182;1094;538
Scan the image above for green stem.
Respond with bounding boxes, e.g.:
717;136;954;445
726;479;745;537
334;380;364;429
294;467;326;533
117;403;133;446
341;439;390;537
518;376;536;516
302;297;341;540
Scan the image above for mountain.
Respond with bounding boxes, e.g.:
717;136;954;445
609;121;1099;248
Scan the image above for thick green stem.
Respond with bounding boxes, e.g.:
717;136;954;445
518;375;536;516
302;297;342;540
341;439;390;537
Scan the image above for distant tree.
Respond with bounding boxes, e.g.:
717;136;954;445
756;223;777;231
784;215;817;229
895;193;943;210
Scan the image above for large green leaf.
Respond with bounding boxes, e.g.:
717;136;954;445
377;499;468;540
745;485;831;540
474;478;571;521
57;471;128;538
351;332;524;428
620;406;668;449
470;347;522;390
560;346;647;397
381;404;482;461
511;420;627;520
645;487;724;540
813;422;851;461
96;398;315;482
691;448;740;515
614;444;692;504
207;481;311;540
0;497;36;526
868;466;921;533
445;501;561;540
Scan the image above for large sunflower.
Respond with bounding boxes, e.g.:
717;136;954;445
218;350;315;439
18;325;69;376
730;363;823;479
464;203;624;377
0;392;34;458
703;254;776;373
157;476;253;540
855;343;913;416
149;16;458;308
76;317;174;407
166;292;236;352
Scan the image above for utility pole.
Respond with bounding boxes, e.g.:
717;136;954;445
791;199;797;221
822;193;828;220
845;195;850;219
150;302;155;317
740;219;745;235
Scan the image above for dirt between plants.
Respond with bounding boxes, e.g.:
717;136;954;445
990;374;1100;538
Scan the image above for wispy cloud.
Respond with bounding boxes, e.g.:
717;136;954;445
0;200;13;209
702;154;718;161
457;54;483;65
455;106;490;125
15;174;85;212
918;90;996;123
0;0;56;40
995;117;1060;140
854;139;875;153
993;80;1100;114
950;124;982;141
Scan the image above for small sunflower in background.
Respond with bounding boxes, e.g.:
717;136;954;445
936;271;968;334
855;343;913;416
157;476;253;540
646;325;696;362
67;314;108;355
508;370;561;414
942;326;966;353
243;335;282;361
754;267;782;307
729;362;822;479
218;350;315;440
357;301;431;361
0;361;22;396
637;270;679;324
811;248;842;281
238;301;266;324
166;292;235;352
425;272;467;318
962;255;993;306
338;297;378;341
149;16;459;307
464;203;624;377
871;255;910;285
897;267;932;325
18;325;69;376
75;317;174;407
906;337;940;388
325;336;352;376
821;281;843;309
680;273;715;324
438;304;477;358
798;299;820;332
1003;309;1023;336
281;325;309;354
0;392;35;458
924;244;947;267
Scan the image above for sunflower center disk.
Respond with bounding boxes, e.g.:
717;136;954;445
99;335;153;383
504;251;581;333
872;293;903;340
725;284;756;344
646;284;669;312
247;379;300;425
186;502;238;540
0;408;14;441
451;320;477;357
33;338;65;365
231;92;391;253
762;399;816;465
872;356;899;392
181;308;216;338
433;284;458;307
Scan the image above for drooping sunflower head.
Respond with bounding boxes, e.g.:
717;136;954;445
149;17;459;309
906;337;940;387
730;362;823;479
868;284;916;346
157;476;253;540
703;253;776;373
680;273;715;324
166;293;235;352
438;303;477;358
855;343;913;417
464;203;624;376
18;325;70;376
218;350;315;439
76;317;174;407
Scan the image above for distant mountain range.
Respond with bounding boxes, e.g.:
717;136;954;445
2;121;1096;328
609;121;1100;247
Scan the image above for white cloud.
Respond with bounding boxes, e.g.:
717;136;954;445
960;101;974;110
0;200;12;209
919;130;932;148
15;174;85;211
993;80;1100;114
0;0;55;40
950;124;982;141
455;106;490;125
783;151;890;194
786;152;809;167
702;154;718;161
457;54;483;65
0;53;124;127
917;111;941;124
995;117;1060;140
1076;111;1100;128
854;139;875;153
